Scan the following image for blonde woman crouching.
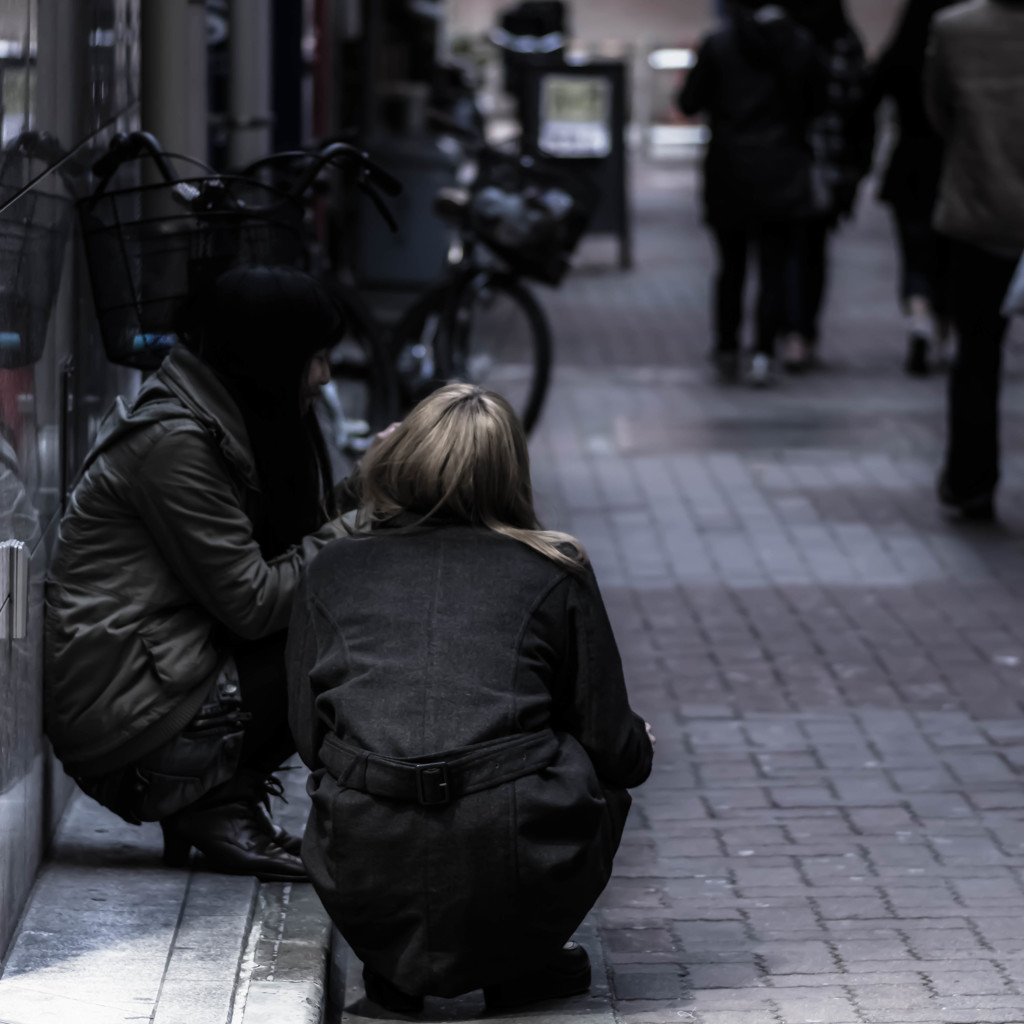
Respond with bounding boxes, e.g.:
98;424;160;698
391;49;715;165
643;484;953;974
286;383;654;1013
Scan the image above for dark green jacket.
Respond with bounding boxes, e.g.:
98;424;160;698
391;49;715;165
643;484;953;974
45;346;343;776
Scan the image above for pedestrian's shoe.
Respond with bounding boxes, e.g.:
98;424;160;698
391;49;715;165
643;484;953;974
483;941;591;1010
781;335;811;373
904;332;930;376
937;473;996;523
747;353;774;388
710;349;740;383
362;965;424;1014
160;785;308;882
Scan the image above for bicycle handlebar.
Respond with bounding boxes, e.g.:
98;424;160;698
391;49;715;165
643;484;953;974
87;132;403;229
244;142;403;199
91;131;180;188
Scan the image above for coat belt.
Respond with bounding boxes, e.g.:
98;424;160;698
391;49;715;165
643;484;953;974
318;729;559;806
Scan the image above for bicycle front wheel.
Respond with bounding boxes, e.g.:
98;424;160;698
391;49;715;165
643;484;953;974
440;273;552;435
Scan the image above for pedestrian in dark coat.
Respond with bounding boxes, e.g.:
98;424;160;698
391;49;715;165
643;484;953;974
287;383;654;1012
679;0;824;385
46;266;347;882
869;0;960;375
782;0;873;371
926;0;1024;521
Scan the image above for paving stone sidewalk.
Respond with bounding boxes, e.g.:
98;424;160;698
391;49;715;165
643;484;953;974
524;159;1024;1024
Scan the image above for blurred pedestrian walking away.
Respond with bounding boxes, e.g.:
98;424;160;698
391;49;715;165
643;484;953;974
287;384;654;1013
870;0;959;376
679;0;823;385
925;0;1024;521
45;266;348;881
784;0;873;372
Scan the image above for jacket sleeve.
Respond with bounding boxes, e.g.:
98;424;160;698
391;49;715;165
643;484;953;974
551;568;653;788
678;39;711;117
132;426;343;640
923;19;951;137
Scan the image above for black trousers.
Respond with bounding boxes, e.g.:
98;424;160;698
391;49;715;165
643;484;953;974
892;206;951;317
941;238;1019;502
790;216;830;344
712;221;796;356
77;632;295;824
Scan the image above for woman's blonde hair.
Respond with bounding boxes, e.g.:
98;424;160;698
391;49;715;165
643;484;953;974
358;383;587;571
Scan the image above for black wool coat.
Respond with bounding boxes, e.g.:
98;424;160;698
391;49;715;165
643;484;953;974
286;520;653;997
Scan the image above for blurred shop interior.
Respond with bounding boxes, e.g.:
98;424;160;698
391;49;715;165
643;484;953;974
0;0;906;958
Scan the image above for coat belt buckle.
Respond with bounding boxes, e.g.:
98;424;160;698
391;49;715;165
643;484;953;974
415;761;450;805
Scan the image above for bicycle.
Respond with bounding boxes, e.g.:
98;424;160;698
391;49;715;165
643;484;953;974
317;129;600;436
80;129;596;447
77;131;404;459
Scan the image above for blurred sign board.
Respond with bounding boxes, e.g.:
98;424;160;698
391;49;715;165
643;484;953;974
522;60;631;268
538;74;612;158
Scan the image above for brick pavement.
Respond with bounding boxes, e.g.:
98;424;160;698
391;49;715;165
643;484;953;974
526;159;1024;1024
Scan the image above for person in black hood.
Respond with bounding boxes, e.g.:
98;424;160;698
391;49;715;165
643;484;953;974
181;265;341;557
680;0;825;385
46;265;351;882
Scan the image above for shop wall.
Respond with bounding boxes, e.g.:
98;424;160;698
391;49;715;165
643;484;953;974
0;0;140;957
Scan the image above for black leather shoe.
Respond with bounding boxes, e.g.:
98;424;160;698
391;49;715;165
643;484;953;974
938;473;996;523
484;942;591;1010
362;965;424;1014
160;802;309;882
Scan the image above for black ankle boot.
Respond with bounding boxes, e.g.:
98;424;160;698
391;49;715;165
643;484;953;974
938;472;996;523
483;941;591;1010
362;965;424;1014
160;780;308;882
257;774;303;854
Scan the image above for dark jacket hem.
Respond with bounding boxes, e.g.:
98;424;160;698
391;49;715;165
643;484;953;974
64;681;212;779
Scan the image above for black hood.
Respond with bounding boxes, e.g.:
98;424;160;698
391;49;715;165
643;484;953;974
729;3;802;70
786;0;851;44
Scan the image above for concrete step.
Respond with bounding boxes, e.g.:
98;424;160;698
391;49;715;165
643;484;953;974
0;769;331;1024
2;772;620;1024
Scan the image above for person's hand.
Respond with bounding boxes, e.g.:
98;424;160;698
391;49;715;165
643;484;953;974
365;421;402;457
645;720;656;747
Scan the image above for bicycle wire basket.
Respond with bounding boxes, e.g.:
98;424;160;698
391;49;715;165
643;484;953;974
0;133;76;370
468;148;600;286
77;155;309;370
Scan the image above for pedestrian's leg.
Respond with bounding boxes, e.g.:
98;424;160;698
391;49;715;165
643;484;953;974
894;208;938;375
780;220;812;372
931;231;954;364
711;224;748;375
799;216;829;350
752;222;793;373
940;239;1016;517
